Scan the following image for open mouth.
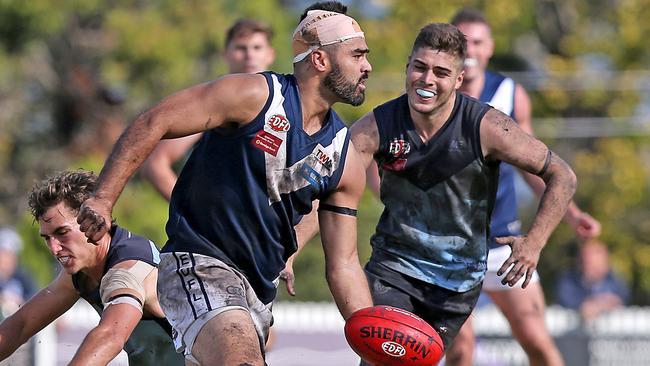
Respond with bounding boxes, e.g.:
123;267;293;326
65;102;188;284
464;58;478;67
57;256;72;265
416;88;437;98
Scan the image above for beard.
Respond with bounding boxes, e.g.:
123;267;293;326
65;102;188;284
324;62;366;106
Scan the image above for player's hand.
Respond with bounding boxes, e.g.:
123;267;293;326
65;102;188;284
569;211;601;241
495;235;542;288
77;197;113;244
280;258;296;296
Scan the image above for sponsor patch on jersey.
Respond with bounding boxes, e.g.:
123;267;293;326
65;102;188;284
268;114;291;132
389;139;411;157
252;130;283;156
315;149;333;170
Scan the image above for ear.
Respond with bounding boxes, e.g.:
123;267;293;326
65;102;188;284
310;49;329;72
455;69;465;89
486;37;495;59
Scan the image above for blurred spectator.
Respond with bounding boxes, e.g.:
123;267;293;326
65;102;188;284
556;239;629;322
0;227;36;317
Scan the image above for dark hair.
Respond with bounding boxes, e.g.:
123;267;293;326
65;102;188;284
28;170;97;220
450;8;489;27
411;23;467;62
225;18;274;47
300;1;348;21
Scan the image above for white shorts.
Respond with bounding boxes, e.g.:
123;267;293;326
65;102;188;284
157;252;273;363
482;245;540;291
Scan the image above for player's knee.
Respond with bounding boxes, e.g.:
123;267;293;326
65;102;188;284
444;346;473;366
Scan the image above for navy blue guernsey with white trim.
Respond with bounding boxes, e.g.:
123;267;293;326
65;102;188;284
480;71;521;249
370;92;498;292
163;71;350;304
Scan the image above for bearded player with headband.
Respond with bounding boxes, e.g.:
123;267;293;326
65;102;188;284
75;3;374;365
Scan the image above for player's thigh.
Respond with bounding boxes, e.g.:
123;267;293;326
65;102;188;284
451;315;475;346
157;252;271;363
192;308;264;366
487;282;550;339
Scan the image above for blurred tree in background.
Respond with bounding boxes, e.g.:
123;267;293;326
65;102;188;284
1;0;650;304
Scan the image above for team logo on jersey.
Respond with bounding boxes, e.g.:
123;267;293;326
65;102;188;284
388;139;411;157
315;149;333;170
252;130;283;156
268;114;291;132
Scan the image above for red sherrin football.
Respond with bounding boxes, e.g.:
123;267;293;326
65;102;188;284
344;306;444;366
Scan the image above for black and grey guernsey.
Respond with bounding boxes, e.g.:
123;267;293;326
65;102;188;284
370;92;499;292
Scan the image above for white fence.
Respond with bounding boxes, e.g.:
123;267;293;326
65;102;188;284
5;301;650;366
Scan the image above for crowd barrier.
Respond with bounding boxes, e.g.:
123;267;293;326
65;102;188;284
5;301;650;365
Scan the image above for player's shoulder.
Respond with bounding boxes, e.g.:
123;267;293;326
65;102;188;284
350;109;378;137
107;225;160;268
216;72;269;94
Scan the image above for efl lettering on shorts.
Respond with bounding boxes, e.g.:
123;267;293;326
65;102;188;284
173;253;212;319
251;130;283;156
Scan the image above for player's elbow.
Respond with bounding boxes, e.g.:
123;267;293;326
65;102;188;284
546;159;577;197
89;324;131;351
560;164;578;197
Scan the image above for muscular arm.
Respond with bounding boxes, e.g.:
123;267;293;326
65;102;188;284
140;134;203;201
481;108;577;287
78;74;269;242
319;145;373;319
283;114;381;296
514;84;601;240
70;260;155;365
69;304;142;366
0;273;78;360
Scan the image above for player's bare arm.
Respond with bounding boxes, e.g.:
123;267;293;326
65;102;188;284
480;108;577;288
78;74;269;242
284;113;380;296
140;134;203;201
319;144;372;319
70;260;156;365
0;272;78;360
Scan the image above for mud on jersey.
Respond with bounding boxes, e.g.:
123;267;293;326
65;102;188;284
370;93;498;292
163;72;350;304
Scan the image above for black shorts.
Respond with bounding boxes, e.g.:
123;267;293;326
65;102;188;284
364;261;482;350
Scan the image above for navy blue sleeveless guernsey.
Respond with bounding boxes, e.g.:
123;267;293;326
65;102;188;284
163;72;350;304
479;71;521;249
72;225;181;365
370;93;498;292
